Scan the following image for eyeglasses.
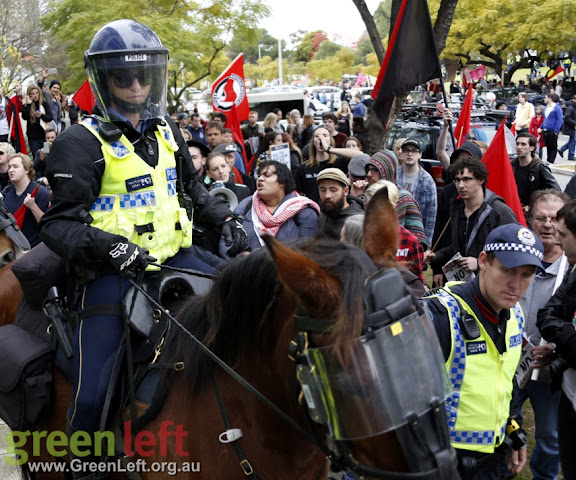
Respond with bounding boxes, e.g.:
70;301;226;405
365;166;380;174
111;70;153;88
402;149;420;154
533;216;556;225
453;176;476;184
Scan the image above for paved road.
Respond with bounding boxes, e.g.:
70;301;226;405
0;419;25;479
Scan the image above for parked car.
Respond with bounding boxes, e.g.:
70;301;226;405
307;86;342;111
385;107;516;191
476;87;548;112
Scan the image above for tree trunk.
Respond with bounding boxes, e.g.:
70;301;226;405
434;0;459;54
355;0;460;153
351;0;385;64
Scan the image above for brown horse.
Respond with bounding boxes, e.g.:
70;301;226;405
0;189;454;479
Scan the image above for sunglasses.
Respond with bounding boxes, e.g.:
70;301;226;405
111;70;153;88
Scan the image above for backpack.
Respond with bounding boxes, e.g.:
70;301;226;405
0;324;53;429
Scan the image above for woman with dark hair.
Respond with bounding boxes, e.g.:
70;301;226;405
21;84;53;157
253;131;283;176
221;160;319;256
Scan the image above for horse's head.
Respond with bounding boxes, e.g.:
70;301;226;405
263;187;458;479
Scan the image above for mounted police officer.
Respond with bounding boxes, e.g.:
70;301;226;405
38;19;248;478
424;223;544;479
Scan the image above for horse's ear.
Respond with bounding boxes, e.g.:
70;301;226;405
263;235;340;314
363;187;399;269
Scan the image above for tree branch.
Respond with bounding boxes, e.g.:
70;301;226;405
352;0;385;64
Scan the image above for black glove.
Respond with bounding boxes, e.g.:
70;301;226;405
221;218;249;257
107;237;156;278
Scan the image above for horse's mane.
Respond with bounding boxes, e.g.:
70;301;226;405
167;247;282;391
167;238;376;392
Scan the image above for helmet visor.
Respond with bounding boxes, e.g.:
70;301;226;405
297;308;452;440
86;50;168;121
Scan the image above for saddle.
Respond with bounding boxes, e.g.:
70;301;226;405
1;242;212;437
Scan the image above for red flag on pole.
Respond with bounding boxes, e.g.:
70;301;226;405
482;120;526;226
72;80;95;114
13;185;40;228
211;54;250;122
370;0;442;128
462;68;472;89
454;85;474;147
226;105;248;170
7;95;27;154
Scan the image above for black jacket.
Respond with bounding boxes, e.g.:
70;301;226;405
562;101;576;136
511;155;560;206
39;114;232;276
21;99;53;139
318;196;364;240
432;190;517;270
537;267;576;367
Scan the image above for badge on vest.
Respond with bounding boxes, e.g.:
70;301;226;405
509;334;522;348
126;174;153;192
466;341;487;355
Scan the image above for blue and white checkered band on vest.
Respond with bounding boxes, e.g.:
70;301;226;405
84;118;131;158
436;289;523;446
484;242;544;261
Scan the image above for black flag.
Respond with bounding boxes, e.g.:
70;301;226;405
371;0;442;127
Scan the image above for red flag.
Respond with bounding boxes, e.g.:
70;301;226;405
469;65;486;81
13;185;40;228
482;120;526;226
454;85;474;147
546;65;565;80
226;105;248;170
370;0;442;127
7;96;27;154
211;54;250;121
73;80;95;114
462;68;472;89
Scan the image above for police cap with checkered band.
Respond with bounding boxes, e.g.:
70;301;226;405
483;223;544;269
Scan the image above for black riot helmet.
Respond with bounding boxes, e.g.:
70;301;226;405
84;19;169;121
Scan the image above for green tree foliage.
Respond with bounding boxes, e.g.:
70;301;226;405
353;36;375;65
374;0;392;40
314;41;343;60
307;48;355;83
437;0;576;79
228;28;280;63
293;31;328;63
40;0;269;104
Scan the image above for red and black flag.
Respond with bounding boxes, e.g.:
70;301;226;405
546;64;565;80
371;0;442;127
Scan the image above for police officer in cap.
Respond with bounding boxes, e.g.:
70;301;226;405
39;19;248;477
424;223;544;479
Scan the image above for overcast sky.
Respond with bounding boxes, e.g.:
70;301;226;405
260;0;382;48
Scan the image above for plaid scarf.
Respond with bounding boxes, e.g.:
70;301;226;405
251;191;319;242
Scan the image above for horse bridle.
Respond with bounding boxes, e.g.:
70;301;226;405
128;263;459;480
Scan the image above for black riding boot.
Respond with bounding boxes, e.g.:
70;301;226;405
66;421;108;480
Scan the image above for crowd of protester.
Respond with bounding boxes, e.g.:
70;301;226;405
6;59;576;479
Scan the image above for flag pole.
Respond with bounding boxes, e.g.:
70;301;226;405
423;0;456;151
